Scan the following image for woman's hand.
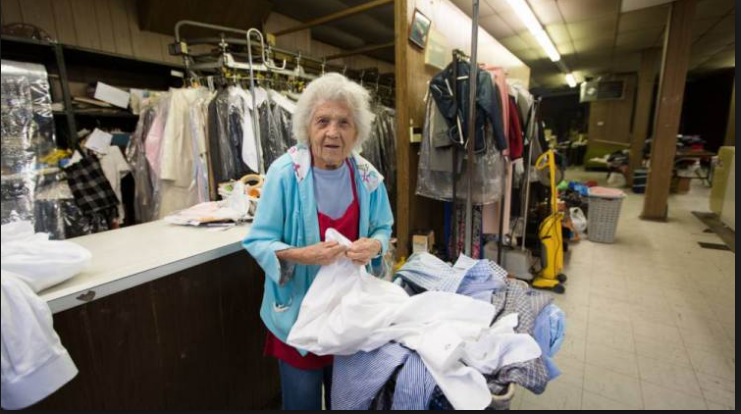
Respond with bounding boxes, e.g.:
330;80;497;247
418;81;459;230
278;241;348;266
346;238;382;266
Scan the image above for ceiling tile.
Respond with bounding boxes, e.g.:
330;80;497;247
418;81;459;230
519;31;541;48
567;15;618;41
485;0;512;13
711;14;736;35
692;18;720;39
546;24;572;44
621;0;674;13
500;35;530;52
450;0;496;18
516;48;541;61
695;0;735;20
498;9;528;32
573;37;614;54
694;31;735;48
529;0;563;25
616;27;665;48
480;14;516;39
618;5;669;32
556;43;576;55
692;40;728;57
557;0;621;23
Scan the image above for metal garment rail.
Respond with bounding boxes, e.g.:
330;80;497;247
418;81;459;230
174;20;290;175
464;0;481;257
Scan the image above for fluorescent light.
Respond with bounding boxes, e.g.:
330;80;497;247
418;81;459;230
566;73;578;88
506;0;561;62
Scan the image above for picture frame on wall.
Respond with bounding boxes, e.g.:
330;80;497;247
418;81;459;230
409;9;432;50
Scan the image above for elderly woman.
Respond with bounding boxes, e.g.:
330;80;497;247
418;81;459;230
243;73;394;410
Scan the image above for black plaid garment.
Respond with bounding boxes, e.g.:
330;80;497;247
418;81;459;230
64;156;120;218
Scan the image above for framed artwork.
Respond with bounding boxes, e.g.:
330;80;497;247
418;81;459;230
409;9;432;50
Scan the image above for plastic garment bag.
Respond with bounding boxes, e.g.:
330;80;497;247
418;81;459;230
1;60;62;237
126;103;161;223
416;97;505;205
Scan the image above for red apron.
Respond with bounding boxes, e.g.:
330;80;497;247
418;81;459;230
264;160;360;370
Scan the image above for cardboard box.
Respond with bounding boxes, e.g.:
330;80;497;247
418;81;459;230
412;231;435;254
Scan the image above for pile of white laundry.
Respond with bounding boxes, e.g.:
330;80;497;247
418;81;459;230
287;229;542;411
1;221;92;410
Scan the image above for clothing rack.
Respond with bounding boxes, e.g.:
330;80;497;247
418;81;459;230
463;0;481;258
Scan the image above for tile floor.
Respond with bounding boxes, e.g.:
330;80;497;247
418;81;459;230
511;170;736;410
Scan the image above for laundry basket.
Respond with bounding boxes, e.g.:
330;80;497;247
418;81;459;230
587;187;626;244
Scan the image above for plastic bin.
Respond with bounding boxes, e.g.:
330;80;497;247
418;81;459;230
587;187;626;244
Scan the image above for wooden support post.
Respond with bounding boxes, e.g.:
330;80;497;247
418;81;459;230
272;0;394;37
395;0;411;258
628;49;661;186
642;0;697;221
726;79;735;147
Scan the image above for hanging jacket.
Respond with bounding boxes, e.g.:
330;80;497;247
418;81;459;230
429;61;507;152
508;96;524;160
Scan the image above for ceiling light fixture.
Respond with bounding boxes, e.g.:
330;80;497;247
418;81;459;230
566;73;578;88
505;0;561;62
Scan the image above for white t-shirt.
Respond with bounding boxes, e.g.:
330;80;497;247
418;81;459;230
99;145;131;221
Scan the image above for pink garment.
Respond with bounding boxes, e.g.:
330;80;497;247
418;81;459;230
144;111;166;176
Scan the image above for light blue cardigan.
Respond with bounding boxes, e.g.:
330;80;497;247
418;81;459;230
243;145;394;354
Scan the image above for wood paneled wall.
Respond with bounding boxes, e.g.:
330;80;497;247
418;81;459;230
1;0;181;65
0;0;394;71
587;74;638;148
264;13;395;73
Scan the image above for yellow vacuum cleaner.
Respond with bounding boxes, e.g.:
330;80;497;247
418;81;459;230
533;150;567;294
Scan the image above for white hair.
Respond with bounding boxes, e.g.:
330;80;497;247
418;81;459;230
292;73;373;150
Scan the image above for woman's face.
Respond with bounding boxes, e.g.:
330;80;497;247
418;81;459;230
309;100;358;170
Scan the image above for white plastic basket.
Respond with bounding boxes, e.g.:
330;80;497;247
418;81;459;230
587;188;626;244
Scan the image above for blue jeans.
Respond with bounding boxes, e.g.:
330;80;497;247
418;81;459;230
278;361;333;410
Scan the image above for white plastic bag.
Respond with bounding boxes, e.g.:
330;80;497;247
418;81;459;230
570;207;588;234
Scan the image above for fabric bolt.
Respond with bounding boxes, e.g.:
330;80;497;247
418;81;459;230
64;155;119;220
287;230;542;411
1;271;78;410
